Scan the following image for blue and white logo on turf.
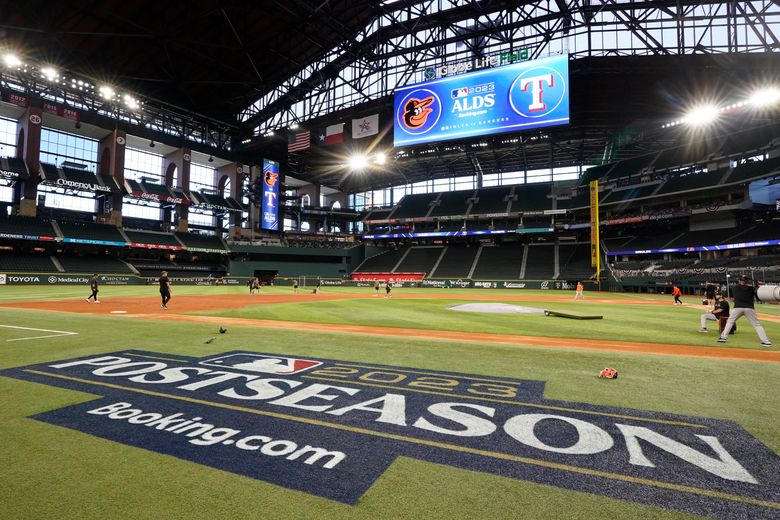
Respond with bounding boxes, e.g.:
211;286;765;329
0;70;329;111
1;350;778;518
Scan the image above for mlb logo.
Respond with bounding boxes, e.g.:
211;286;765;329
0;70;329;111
451;87;468;98
200;353;322;375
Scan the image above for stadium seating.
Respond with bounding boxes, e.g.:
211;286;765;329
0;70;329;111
124;230;183;247
655;258;695;270
605;153;657;180
394;246;444;276
355;247;409;272
431;244;480;278
428;190;472;217
392;193;440;218
600;183;660;204
58;221;126;242
725;156;780;184
729;223;780;243
0;251;57;272
655;169;725;195
665;228;745;248
175;232;226;251
0;215;55;237
523;245;555;279
471;243;524;279
558;243;593;280
613;260;656;270
469;186;512;214
57;255;135;274
510;184;552;212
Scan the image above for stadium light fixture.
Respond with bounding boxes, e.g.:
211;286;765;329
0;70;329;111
41;67;57;81
3;53;21;68
289;122;299;130
748;87;780;108
348;154;368;170
99;85;115;100
123;94;139;110
683;105;719;126
374;153;386;165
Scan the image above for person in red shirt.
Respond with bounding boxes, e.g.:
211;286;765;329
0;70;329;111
672;285;683;305
574;281;585;301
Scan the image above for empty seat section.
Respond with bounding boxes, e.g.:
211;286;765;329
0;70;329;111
655;170;724;195
600;184;660;204
124;230;181;247
0;215;55;237
523;245;555;279
556;191;589;210
394;247;443;275
665;228;743;248
57;256;134;274
0;251;56;272
433;245;479;278
730;223;780;243
726;156;780;184
471;243;524;279
558;244;593;280
429;190;472;217
623;231;684;251
606;153;656;181
355;248;409;272
470;186;512;215
392;193;439;218
58;221;125;242
175;232;225;250
511;184;551;212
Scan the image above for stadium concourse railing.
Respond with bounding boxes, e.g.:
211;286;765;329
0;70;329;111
0;270;599;291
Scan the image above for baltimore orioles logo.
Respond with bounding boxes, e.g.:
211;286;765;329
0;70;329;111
402;96;435;129
264;171;278;188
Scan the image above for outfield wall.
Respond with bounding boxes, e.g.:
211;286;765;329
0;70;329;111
0;272;596;291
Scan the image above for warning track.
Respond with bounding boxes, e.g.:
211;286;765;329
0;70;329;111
3;294;778;364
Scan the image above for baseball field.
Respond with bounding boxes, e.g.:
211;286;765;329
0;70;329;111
1;284;779;519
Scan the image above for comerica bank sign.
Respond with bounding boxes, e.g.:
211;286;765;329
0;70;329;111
2;351;778;518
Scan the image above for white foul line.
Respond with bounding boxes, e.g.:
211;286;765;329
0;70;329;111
1;325;79;342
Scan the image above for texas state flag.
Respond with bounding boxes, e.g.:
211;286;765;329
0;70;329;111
316;123;344;146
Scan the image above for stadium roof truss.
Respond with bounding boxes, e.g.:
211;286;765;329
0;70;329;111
240;0;780;134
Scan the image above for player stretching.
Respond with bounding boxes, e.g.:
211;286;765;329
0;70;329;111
718;276;772;347
85;274;100;304
574;281;585;301
159;271;171;309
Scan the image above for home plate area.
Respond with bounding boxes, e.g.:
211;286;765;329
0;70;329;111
2;350;779;519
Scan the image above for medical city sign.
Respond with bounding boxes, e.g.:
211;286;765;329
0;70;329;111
394;54;569;147
2;350;778;518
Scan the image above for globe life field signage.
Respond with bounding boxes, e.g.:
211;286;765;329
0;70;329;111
2;350;779;518
394;54;570;147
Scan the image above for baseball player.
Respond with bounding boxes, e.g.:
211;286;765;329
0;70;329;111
718;276;771;347
574;281;585;301
85;274;100;304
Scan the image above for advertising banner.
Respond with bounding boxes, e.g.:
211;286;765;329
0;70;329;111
393;54;569;147
261;159;280;231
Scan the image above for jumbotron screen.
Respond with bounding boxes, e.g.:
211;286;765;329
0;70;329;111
393;54;569;147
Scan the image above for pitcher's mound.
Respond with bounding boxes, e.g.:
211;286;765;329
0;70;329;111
449;303;545;314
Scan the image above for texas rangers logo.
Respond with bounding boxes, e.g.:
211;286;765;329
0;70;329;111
508;65;567;119
396;88;441;135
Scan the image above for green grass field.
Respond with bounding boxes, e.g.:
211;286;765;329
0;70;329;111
1;285;778;519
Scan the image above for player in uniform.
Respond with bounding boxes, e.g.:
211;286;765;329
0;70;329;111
385;280;393;298
672;285;683;305
293;279;299;294
698;293;729;333
159;271;171;309
373;279;380;297
574;281;585;301
250;277;260;295
85;274;100;304
718;276;771;347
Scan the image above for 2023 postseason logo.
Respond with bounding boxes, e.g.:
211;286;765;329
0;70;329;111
2;351;779;518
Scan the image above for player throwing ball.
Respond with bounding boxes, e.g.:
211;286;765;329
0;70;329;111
385;280;393;298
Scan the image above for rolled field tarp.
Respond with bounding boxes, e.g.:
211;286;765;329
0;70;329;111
757;285;780;303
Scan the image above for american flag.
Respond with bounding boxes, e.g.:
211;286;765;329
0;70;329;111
287;130;311;153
